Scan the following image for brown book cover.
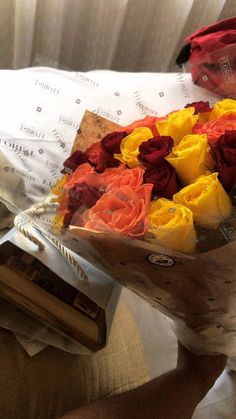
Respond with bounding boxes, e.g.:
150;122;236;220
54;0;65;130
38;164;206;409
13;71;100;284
0;240;106;351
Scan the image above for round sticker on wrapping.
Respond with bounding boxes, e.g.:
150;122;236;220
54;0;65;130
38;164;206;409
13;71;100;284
148;253;175;267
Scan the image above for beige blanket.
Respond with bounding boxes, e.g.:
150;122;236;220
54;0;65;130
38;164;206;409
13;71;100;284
0;296;149;419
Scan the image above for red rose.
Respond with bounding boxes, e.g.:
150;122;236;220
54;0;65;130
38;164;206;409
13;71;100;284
144;161;179;199
62;150;88;174
185;101;211;114
63;212;72;228
68;182;101;211
86;141;119;172
63;182;101;228
63;211;81;229
138;136;174;168
211;130;236;191
101;131;128;154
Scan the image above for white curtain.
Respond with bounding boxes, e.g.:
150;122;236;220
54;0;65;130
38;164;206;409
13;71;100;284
0;0;236;71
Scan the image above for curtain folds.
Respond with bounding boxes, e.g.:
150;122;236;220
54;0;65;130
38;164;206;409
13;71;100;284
0;0;236;71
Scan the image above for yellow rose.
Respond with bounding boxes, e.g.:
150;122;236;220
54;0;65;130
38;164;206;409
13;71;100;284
148;198;196;253
51;174;68;195
173;173;232;229
53;212;64;234
156;108;198;145
198;111;211;124
114;127;152;168
166;134;214;185
210;99;236;120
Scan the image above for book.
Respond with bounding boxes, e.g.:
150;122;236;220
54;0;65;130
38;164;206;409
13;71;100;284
0;240;107;351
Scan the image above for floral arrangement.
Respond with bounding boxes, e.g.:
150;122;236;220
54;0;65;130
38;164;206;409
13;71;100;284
52;99;236;254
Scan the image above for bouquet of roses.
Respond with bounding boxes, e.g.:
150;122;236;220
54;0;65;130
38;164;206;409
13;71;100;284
53;98;236;255
49;98;236;356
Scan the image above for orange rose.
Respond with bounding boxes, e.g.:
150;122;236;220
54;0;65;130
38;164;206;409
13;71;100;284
82;184;153;237
193;114;236;145
65;164;124;191
64;163;95;189
121;115;166;137
102;166;144;191
123;115;166;130
96;164;125;188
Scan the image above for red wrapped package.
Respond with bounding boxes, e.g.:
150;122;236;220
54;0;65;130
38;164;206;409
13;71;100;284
176;17;236;98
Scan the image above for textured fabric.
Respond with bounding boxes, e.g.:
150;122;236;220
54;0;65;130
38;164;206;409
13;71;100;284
0;295;149;419
0;1;236;71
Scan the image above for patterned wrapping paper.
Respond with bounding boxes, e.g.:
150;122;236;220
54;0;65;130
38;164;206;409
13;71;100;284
0;68;219;215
